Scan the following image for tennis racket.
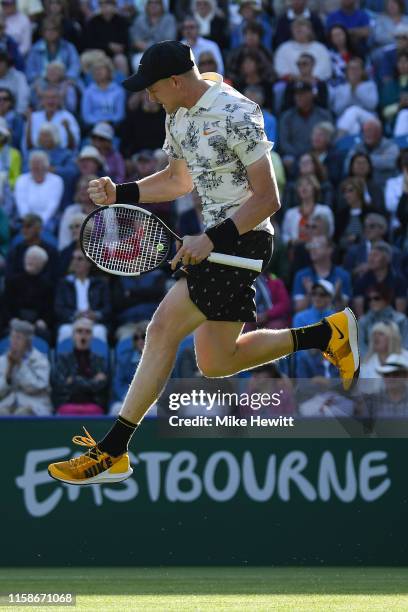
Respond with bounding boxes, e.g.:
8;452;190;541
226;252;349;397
80;204;263;276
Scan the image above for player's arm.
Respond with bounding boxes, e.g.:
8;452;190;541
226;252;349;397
87;157;193;206
230;154;281;235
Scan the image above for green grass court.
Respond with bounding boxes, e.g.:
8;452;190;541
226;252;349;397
1;567;408;611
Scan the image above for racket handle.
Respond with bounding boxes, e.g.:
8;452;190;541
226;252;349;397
208;252;263;272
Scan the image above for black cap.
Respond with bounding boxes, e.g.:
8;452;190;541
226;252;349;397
122;41;194;92
294;80;313;93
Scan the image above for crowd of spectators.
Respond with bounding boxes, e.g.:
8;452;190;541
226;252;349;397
0;0;408;418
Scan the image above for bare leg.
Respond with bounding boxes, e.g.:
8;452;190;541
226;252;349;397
120;279;206;423
195;321;294;377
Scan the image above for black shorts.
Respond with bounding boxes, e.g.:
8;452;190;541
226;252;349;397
175;230;273;322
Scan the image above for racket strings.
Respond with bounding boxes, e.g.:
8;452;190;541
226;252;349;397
82;207;170;275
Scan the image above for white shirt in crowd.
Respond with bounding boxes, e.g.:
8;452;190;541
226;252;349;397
274;40;332;81
281;203;334;244
4;11;32;56
74;278;91;312
15;171;64;225
182;37;224;75
58;204;82;250
29;109;81;149
385;173;403;229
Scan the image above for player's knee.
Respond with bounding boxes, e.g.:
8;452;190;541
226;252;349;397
197;356;229;378
146;312;180;346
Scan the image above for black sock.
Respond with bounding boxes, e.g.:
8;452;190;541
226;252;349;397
98;416;139;457
290;319;332;352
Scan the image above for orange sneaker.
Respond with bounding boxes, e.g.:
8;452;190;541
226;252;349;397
48;428;133;486
323;307;360;391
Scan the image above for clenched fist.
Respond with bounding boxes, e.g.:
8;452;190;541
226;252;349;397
88;176;116;206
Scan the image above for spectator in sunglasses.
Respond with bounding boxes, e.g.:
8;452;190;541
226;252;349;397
0;86;24;148
347;152;385;212
358;283;408;355
293;279;336;327
353;241;407;317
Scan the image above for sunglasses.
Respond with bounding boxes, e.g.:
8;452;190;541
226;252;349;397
133;333;146;341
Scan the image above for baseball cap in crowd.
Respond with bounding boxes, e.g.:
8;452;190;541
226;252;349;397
91;122;114;141
312;279;335;297
376;353;408;375
122;41;194;92
78;145;104;166
10;318;35;338
294;81;313;93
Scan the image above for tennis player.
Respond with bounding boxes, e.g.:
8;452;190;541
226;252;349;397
48;41;360;486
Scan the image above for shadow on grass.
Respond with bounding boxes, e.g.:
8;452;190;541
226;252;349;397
2;567;408;596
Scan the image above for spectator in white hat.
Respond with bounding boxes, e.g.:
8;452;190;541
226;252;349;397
76;144;105;177
364;352;408;418
90;121;125;183
293;279;336;327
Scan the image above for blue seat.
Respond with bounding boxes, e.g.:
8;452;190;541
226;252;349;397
335;135;361;152
10;229;58;249
393;135;408;150
0;335;50;355
114;336;133;360
56;337;110;365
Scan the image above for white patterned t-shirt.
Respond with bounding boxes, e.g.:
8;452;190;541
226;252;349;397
162;73;274;234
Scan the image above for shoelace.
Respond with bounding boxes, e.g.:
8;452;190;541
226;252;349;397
68;427;104;469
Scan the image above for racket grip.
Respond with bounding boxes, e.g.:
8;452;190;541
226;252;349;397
208;252;263;272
